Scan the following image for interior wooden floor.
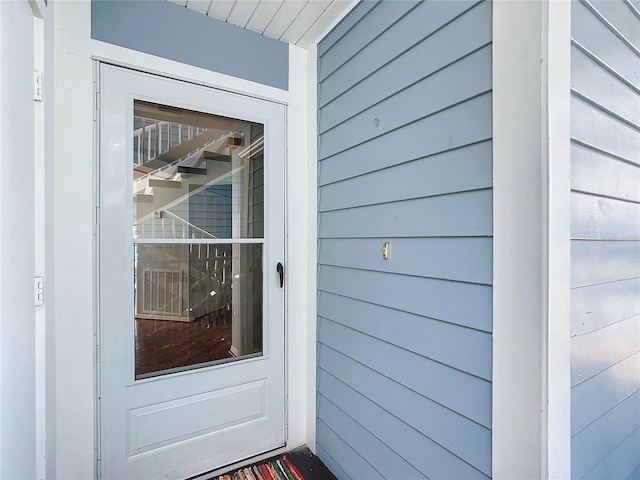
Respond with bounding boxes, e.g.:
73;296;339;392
135;312;233;377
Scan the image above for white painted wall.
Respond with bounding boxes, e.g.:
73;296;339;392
0;1;53;478
53;2;314;477
492;1;572;478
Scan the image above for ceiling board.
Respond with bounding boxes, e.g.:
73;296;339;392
245;1;285;34
279;0;332;44
207;0;236;21
297;10;336;47
185;0;211;14
177;0;358;48
263;0;307;40
227;0;261;28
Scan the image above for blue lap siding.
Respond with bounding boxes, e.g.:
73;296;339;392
570;1;640;479
316;1;493;478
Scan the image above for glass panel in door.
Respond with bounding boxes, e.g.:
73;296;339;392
132;100;265;379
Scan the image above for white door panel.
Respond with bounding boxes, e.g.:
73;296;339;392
98;64;285;479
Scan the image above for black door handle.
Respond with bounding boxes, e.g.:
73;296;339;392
276;262;284;288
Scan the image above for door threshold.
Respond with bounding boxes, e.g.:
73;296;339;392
187;445;286;480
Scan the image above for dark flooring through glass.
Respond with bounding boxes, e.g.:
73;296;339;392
135;312;233;377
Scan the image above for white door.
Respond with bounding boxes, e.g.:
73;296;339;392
98;64;285;479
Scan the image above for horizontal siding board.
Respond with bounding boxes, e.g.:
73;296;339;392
318;318;492;427
252;167;264;186
571;96;640;165
318;371;490;479
571;46;640;128
571;315;640;384
318;343;492;474
317;0;380;58
571;278;640;335
319;141;492;213
628;462;640;480
317;395;428;479
319;189;493;239
319;93;492;185
318;236;492;285
318;265;492;331
571;240;640;288
571;353;640;433
315;445;351;480
571;192;640;240
319;15;490;135
582;0;640;51
582;426;640;480
316;419;383;479
319;46;492;159
571;143;640;203
571;1;640;476
317;292;492;379
318;0;490;110
319;0;476;86
250;205;264;222
589;0;640;51
572;389;640;478
318;1;419;81
572;0;640;89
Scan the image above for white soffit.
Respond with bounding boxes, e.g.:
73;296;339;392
168;0;358;48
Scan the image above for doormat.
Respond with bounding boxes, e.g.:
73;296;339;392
215;455;305;480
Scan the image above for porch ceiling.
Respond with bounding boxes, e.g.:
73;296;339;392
166;0;358;48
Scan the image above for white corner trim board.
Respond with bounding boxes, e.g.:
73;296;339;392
492;1;572;479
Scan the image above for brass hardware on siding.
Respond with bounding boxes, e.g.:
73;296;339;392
382;242;390;260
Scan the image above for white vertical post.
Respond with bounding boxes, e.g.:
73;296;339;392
492;1;572;479
146;122;149;162
31;5;47;480
230;138;246;356
544;2;572;476
303;42;319;452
